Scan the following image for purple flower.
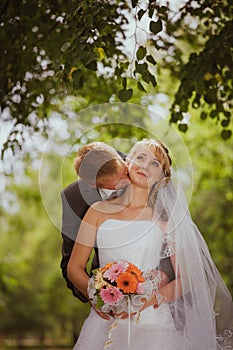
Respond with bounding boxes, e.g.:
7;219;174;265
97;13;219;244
100;287;124;304
103;261;129;282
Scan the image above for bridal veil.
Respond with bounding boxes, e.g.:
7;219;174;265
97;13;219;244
154;177;233;349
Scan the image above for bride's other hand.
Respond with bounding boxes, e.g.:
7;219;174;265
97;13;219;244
115;311;136;319
158;271;169;288
95;308;112;320
139;294;158;312
90;302;112;320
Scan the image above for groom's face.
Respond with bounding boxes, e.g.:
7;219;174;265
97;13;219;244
96;162;130;190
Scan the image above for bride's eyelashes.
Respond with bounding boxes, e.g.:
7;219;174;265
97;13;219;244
135;155;160;168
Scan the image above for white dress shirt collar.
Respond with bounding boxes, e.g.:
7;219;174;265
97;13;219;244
98;188;116;200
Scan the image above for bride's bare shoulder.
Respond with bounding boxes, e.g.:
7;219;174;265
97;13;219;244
91;200;121;211
91;200;103;208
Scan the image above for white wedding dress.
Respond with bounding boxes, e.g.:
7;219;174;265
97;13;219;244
74;219;182;350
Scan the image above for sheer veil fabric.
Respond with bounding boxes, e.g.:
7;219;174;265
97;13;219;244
154;177;233;349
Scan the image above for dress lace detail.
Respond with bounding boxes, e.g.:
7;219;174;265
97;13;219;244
161;233;176;257
216;327;233;350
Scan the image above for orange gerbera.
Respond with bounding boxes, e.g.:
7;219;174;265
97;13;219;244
101;262;113;272
116;272;137;293
127;263;145;283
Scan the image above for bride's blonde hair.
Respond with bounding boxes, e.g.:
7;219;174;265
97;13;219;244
127;139;172;209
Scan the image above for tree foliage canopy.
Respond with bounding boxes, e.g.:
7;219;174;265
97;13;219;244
0;0;233;156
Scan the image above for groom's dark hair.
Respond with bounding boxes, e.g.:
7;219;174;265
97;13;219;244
74;142;125;186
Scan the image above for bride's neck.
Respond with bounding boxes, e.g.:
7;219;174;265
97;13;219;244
122;184;150;208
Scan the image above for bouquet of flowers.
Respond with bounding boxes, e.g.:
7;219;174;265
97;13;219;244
88;260;153;314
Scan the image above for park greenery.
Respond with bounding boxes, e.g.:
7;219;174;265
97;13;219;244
1;112;233;347
0;0;233;157
0;0;233;348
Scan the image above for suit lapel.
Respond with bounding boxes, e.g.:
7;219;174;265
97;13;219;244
78;180;102;205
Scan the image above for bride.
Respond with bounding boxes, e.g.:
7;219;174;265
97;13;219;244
68;139;233;350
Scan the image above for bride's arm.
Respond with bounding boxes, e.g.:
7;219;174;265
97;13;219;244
140;254;182;310
154;253;182;305
67;206;99;298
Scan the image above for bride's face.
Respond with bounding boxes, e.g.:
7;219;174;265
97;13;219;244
128;146;163;188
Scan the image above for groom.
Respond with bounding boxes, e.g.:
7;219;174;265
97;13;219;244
60;142;175;305
61;142;130;302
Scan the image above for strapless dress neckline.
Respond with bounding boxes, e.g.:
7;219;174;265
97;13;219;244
98;218;163;234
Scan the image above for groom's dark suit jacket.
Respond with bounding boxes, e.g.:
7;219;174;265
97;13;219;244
61;178;102;302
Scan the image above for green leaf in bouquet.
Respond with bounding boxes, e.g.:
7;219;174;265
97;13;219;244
92;268;99;274
96;294;104;309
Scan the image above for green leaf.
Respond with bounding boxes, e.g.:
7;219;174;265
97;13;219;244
131;0;138;8
204;91;217;104
148;73;157;87
72;69;84;89
170;110;183;123
148;6;154;18
221;129;232;140
118;88;133;102
96;294;104;309
146;55;156;65
160;6;168;15
142;71;150;83
136;46;147;61
180;99;189;112
149;20;163;35
192;93;201;108
210;109;218;119
221;119;230;127
178;123;188;133
142;71;157;87
200;111;207;120
138;9;146;21
137;81;147;92
223;111;231;118
115;66;123;77
85;60;97;71
122;77;127;89
135;61;148;74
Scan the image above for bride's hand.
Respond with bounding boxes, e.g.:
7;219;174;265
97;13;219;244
95;308;136;320
158;271;169;288
115;311;136;319
94;307;113;320
89;300;113;320
139;294;158;312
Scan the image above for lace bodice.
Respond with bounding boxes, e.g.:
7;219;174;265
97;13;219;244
97;219;163;273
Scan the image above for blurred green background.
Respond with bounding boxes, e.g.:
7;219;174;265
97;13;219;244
0;0;232;348
1;106;232;349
